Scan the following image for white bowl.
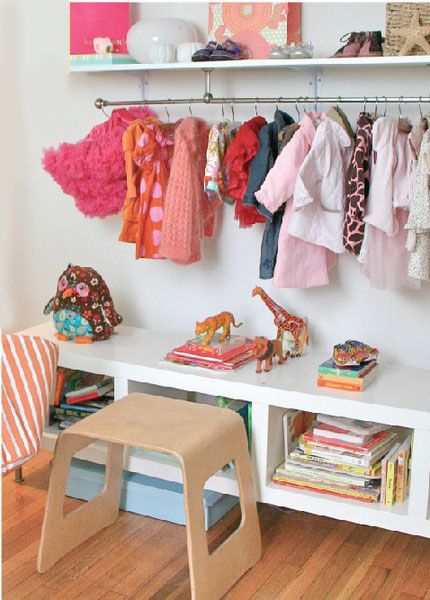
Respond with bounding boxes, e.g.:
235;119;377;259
127;18;199;64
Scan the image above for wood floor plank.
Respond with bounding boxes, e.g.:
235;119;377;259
375;537;429;600
276;520;355;599
301;541;362;600
223;513;309;600
324;528;391;599
401;553;430;598
250;563;300;600
349;565;390;600
372;531;412;570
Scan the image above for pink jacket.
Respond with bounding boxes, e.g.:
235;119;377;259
255;112;336;288
364;117;413;237
288;117;353;254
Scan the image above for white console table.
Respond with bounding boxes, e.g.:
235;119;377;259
21;321;430;538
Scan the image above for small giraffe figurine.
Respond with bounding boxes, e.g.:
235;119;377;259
251;286;309;357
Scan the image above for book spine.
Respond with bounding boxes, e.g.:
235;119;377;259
318;362;375;378
300;443;370;467
272;480;375;503
317;365;376;385
272;477;378;501
317;378;363;392
66;391;100;405
54;407;92;419
304;433;370;453
312;428;366;445
53;367;66;406
380;459;388;505
65;384;98;398
301;435;395;461
59;402;97;414
386;459;397;505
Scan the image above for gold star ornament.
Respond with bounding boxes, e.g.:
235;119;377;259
391;11;430;56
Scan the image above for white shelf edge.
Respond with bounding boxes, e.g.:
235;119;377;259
263;483;430;538
70;55;430;73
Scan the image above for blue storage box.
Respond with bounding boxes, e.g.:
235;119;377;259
66;459;238;530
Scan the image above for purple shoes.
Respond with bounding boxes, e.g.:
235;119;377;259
192;39;244;62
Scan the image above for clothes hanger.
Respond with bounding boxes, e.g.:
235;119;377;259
397;95;412;134
295;98;301;120
418;97;429;130
164;103;170;123
188;100;193;117
254;99;259;117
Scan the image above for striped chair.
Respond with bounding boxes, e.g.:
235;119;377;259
2;334;59;481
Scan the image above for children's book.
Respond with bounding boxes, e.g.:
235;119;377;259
316;415;389;437
283;410;314;461
288;449;381;478
174;335;253;360
318;358;377;378
302;429;396;455
395;436;411;503
317;365;378;391
385;443;401;506
312;423;372;445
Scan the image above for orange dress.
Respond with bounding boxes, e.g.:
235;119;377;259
119;117;174;259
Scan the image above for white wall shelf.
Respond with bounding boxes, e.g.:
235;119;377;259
21;322;430;538
70;55;430;73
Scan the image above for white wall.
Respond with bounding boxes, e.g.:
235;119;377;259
2;1;430;370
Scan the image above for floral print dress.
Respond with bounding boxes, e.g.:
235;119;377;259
119;117;174;259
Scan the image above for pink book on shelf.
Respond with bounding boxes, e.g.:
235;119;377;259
70;2;130;55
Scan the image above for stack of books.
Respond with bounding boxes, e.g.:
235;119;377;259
273;412;399;503
70;54;138;67
165;334;254;371
317;357;378;392
50;368;114;430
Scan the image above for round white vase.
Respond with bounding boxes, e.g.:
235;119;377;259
127;18;199;64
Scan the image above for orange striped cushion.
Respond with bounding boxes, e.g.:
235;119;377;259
2;335;59;473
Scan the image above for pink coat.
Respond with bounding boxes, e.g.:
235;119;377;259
160;118;216;265
288;117;353;254
255;112;337;288
364;116;413;237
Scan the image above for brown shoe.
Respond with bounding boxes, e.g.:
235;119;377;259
358;31;384;57
333;32;366;58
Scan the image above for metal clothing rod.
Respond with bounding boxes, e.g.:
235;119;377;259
95;95;430;109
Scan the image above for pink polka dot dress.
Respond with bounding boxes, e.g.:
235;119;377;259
127;117;174;259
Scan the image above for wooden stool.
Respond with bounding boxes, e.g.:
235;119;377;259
37;393;261;599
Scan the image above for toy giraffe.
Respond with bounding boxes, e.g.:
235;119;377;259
251;286;309;356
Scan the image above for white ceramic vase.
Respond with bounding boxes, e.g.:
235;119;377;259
127;18;199;64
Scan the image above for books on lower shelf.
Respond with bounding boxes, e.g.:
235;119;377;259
50;368;114;430
165;334;254;371
273;412;411;504
317;358;378;391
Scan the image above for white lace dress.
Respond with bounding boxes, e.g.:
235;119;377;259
406;120;430;281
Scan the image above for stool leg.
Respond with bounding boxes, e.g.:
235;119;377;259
37;434;124;573
182;426;262;600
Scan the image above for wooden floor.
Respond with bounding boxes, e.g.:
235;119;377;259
3;451;430;600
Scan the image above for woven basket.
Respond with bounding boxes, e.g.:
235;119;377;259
385;3;430;56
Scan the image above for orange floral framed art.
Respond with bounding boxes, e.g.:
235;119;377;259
208;2;302;59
